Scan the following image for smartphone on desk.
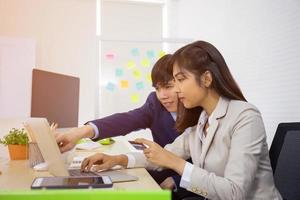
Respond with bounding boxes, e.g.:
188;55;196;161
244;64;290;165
128;141;147;150
31;176;113;189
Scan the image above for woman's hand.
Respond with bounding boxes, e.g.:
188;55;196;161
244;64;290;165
80;153;128;172
160;177;176;190
134;138;186;175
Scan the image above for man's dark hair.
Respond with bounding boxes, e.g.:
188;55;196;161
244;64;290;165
151;54;173;87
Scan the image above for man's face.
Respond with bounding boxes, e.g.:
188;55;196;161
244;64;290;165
155;80;178;112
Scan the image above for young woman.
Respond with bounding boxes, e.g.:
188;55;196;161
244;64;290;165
81;41;282;200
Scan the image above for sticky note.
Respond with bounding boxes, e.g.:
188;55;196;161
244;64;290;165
126;60;136;69
158;50;166;58
146;50;155;59
106;82;115;91
135;81;144;90
105;53;115;60
130;94;140;103
120;80;129;89
141;58;150;67
133;70;142;79
131;48;139;57
115;68;124;77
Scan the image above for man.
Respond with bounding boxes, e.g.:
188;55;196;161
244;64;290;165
55;54;180;187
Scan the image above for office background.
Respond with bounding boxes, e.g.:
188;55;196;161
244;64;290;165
0;0;299;146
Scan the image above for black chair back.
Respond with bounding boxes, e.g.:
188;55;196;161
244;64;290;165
269;122;300;200
269;122;300;173
273;130;300;200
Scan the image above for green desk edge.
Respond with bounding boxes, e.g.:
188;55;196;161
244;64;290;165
0;190;171;200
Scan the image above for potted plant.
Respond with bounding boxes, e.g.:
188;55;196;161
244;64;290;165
0;128;29;160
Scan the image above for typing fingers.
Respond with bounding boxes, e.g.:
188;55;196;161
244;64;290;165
81;157;90;172
91;163;111;172
82;153;104;172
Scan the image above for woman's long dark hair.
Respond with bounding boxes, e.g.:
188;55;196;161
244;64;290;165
171;41;247;132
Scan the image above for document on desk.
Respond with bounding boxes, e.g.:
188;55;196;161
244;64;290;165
75;141;101;150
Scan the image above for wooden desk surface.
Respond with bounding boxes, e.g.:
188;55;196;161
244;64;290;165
0;159;160;190
0;119;160;191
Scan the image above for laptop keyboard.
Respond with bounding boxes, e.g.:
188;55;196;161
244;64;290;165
68;169;98;177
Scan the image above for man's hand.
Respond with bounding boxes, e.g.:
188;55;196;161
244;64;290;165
54;125;94;153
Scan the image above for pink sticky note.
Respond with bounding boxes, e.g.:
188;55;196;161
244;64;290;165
105;53;115;60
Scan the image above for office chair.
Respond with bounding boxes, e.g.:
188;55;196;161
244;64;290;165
269;122;300;200
269;122;300;173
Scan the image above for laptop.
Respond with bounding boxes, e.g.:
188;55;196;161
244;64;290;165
24;118;138;183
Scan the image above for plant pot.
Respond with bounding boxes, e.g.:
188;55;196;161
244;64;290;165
8;144;28;160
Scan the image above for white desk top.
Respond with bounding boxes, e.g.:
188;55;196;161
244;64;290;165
0;118;160;190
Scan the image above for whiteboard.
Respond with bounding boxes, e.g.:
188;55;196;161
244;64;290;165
99;40;189;117
98;0;190;133
99;41;161;116
99;0;163;117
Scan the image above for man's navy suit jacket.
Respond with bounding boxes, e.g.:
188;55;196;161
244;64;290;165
89;92;180;147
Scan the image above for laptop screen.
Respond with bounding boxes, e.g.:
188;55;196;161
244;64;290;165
24;118;69;176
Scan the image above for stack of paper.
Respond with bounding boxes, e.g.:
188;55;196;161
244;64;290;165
75;141;101;150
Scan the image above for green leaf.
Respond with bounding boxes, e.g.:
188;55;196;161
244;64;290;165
0;128;29;146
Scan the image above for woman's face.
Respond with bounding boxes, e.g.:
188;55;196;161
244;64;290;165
173;63;208;109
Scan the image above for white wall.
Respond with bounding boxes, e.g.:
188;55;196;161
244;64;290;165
0;0;98;124
0;37;35;118
167;0;300;145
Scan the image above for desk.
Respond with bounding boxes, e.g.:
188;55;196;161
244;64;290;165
0;160;160;190
0;119;161;191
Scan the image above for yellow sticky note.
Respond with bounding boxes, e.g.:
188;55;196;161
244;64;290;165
126;60;136;69
158;50;166;58
141;58;150;67
146;73;152;83
120;80;129;88
133;70;142;79
130;94;140;103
